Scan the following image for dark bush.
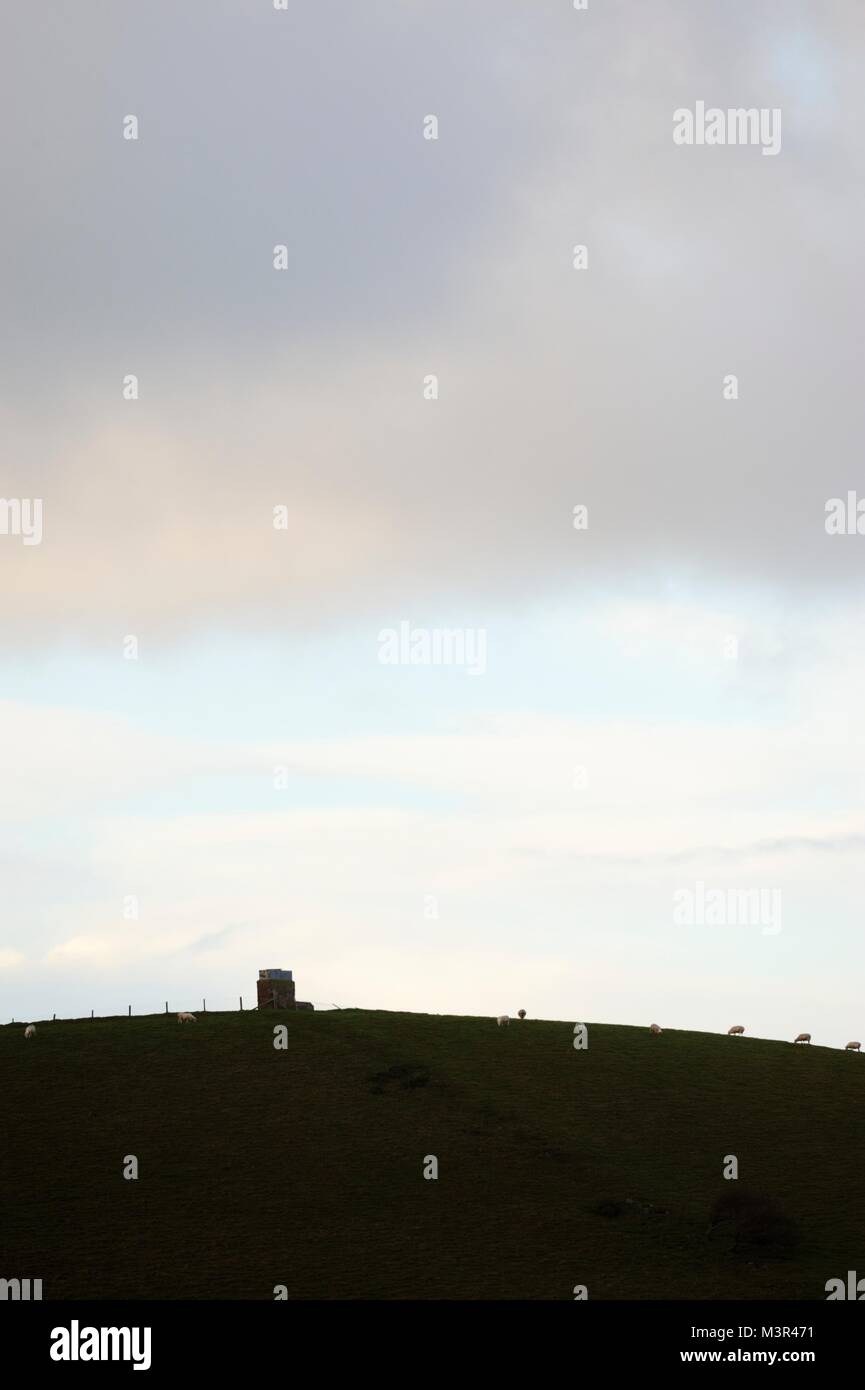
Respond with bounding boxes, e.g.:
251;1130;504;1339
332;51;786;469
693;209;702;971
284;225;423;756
368;1063;430;1093
709;1189;799;1259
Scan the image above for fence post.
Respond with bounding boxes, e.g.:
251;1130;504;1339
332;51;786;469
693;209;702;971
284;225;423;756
53;1014;56;1021
239;996;243;1011
165;1001;168;1014
128;1005;131;1017
202;999;206;1013
91;1010;94;1019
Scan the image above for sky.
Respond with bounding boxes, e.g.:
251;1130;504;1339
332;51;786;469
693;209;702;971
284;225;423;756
1;0;863;1045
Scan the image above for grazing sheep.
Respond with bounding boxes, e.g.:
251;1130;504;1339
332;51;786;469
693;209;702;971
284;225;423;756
24;1024;35;1038
177;1012;197;1023
793;1032;811;1044
649;1023;662;1034
518;1009;526;1020
727;1025;745;1036
496;1015;509;1027
845;1041;861;1052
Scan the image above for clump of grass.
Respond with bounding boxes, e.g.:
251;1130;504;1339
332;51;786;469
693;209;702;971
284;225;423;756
593;1199;626;1219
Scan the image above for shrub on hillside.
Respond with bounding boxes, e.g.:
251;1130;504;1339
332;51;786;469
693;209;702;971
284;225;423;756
708;1189;799;1259
367;1062;430;1093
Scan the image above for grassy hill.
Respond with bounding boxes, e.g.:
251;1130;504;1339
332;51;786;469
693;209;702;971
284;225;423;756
1;1008;863;1300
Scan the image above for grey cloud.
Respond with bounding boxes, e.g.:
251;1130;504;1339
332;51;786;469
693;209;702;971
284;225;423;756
182;924;246;954
2;0;864;641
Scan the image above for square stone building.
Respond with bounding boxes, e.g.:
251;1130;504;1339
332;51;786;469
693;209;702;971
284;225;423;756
256;968;314;1011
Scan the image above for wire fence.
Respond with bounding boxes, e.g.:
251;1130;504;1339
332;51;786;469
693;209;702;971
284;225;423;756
3;999;354;1026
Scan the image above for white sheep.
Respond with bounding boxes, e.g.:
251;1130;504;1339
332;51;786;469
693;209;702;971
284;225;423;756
793;1032;811;1044
845;1041;861;1052
24;1024;35;1038
649;1023;662;1034
496;1015;509;1027
727;1025;745;1036
177;1012;197;1023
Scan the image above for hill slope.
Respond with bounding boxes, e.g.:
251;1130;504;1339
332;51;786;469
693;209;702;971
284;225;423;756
1;1009;862;1299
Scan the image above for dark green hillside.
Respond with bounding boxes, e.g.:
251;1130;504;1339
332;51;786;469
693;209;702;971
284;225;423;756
1;1010;862;1300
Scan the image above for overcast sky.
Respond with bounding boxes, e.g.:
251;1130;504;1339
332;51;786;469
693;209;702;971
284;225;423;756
1;1;863;1046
